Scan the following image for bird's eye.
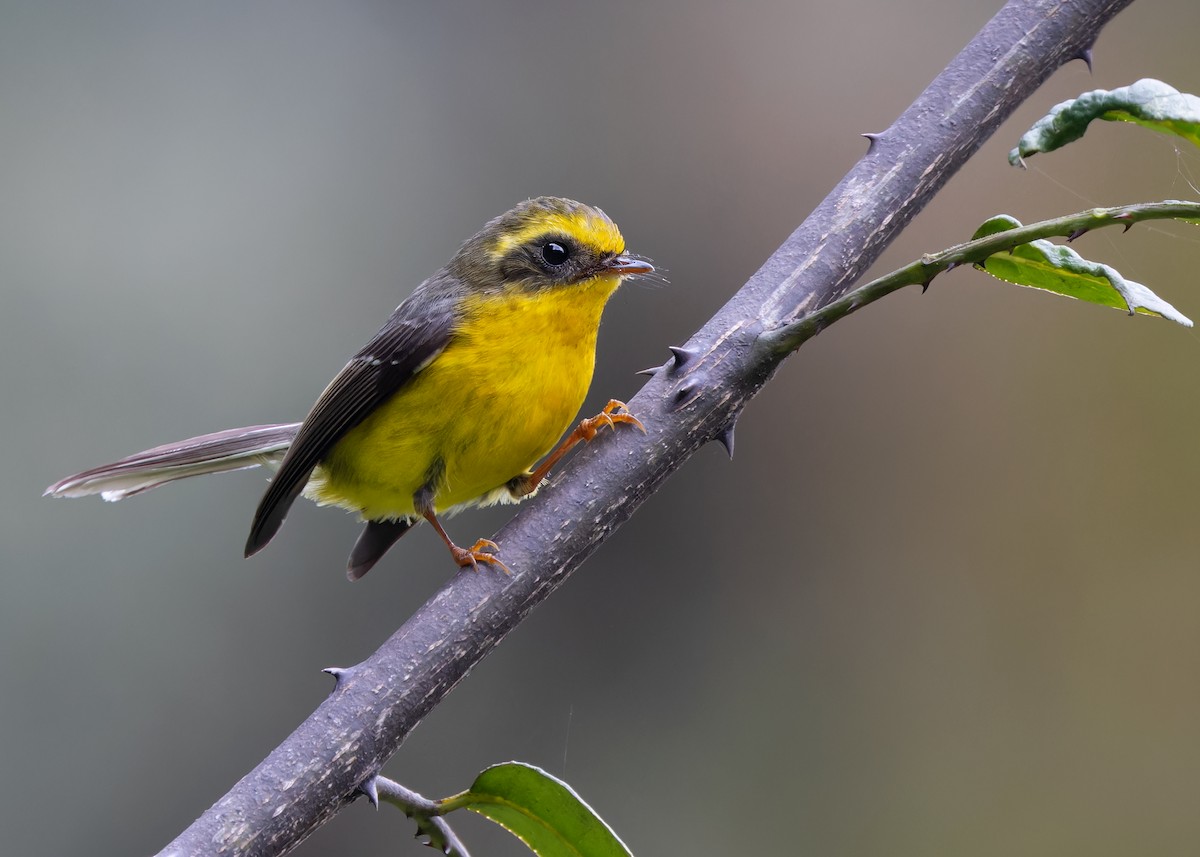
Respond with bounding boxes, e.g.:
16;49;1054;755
541;242;570;267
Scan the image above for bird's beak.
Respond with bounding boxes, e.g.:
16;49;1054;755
605;254;655;276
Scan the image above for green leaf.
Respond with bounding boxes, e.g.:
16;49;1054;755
442;762;633;857
1010;78;1200;164
971;215;1192;326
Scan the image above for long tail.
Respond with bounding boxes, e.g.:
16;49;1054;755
44;423;301;502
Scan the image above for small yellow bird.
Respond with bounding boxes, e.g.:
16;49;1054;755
47;197;654;579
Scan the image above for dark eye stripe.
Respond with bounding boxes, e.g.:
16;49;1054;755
496;234;605;285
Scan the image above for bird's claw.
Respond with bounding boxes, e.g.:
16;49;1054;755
452;538;511;575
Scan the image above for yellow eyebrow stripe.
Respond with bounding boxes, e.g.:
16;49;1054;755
489;209;626;259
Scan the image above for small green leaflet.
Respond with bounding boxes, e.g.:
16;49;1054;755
440;762;634;857
1010;78;1200;164
971;215;1192;326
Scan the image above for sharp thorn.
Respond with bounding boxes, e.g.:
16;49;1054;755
635;365;663;377
360;776;380;809
672;382;697;408
944;261;959;273
323;665;353;682
1067;228;1087;242
920;278;933;294
716;422;736;458
668;345;697;370
1075;46;1094;73
1121;222;1133;234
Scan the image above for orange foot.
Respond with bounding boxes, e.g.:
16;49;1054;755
512;400;646;499
449;538;512;575
580;399;646;440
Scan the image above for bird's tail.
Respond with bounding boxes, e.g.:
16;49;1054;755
44;423;301;502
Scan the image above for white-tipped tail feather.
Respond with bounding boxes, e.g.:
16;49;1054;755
45;423;301;502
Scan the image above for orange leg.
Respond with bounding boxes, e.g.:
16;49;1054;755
421;509;511;575
510;399;645;499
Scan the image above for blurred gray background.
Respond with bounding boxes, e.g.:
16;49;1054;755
3;1;1198;855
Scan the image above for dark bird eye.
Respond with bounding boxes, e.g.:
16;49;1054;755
541;242;570;266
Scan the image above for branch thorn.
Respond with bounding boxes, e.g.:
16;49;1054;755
716;420;736;458
322;666;356;689
668;345;697;371
360;775;380;809
672;381;698;409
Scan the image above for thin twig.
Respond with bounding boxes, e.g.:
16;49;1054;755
372;777;471;857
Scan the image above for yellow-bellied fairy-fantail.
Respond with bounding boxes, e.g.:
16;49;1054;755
47;197;654;579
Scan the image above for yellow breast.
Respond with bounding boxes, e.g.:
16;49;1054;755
308;273;622;520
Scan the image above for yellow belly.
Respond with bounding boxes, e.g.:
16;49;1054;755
307;274;621;520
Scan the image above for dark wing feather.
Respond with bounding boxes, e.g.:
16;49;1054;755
244;292;457;556
347;518;416;581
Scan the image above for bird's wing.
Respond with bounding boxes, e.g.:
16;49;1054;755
244;296;457;556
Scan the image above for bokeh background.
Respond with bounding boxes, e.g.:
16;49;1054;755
3;2;1198;855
